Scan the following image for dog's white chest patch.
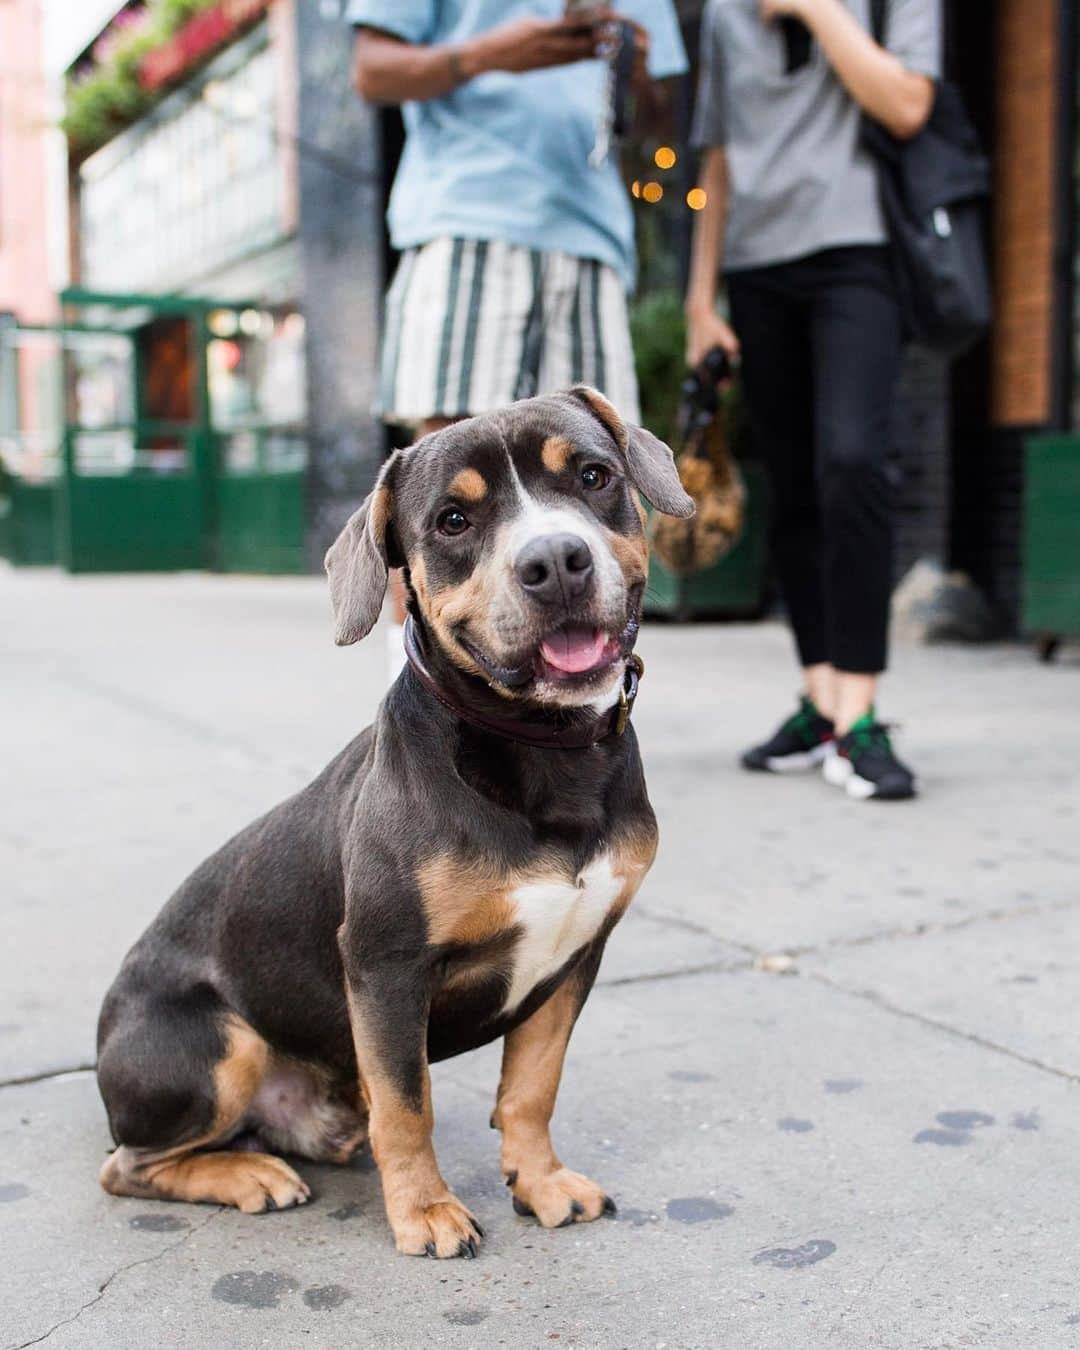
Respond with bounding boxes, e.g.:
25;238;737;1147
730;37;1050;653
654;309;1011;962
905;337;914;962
502;854;623;1013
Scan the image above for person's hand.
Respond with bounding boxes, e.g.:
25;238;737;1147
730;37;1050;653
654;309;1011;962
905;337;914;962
468;14;607;75
686;309;740;369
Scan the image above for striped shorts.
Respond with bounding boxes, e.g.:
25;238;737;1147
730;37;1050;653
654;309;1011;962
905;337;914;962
378;236;640;427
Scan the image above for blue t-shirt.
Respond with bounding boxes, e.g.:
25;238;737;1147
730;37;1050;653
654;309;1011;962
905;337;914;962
346;0;688;289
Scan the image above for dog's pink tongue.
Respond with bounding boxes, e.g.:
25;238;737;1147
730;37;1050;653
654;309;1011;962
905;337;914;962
540;626;608;674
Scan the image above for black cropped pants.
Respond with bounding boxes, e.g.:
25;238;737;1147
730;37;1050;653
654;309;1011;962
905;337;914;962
727;246;903;675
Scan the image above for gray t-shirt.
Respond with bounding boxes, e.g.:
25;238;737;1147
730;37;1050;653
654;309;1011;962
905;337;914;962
691;0;942;272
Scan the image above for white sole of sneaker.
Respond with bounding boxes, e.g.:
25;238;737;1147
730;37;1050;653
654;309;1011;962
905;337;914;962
823;748;916;800
765;743;832;773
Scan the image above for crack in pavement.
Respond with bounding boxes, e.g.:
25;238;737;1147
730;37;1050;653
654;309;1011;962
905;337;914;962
598;957;752;988
639;891;1080;967
7;1206;224;1350
791;891;1080;961
0;1066;95;1091
809;969;1080;1084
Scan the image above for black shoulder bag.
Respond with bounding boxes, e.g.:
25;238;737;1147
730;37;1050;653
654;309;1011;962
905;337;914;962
861;0;992;354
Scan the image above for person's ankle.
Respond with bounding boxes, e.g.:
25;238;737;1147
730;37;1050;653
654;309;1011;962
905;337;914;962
836;705;875;737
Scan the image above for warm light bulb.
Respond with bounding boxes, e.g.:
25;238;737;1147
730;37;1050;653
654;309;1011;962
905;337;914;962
654;146;677;170
686;188;708;211
642;181;663;204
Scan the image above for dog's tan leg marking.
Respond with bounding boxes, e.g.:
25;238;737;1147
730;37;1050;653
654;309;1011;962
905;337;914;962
492;979;612;1228
346;991;482;1258
490;828;655;1226
99;1017;310;1214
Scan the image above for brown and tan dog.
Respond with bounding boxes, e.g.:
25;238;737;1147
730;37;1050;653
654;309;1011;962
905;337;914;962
95;388;693;1259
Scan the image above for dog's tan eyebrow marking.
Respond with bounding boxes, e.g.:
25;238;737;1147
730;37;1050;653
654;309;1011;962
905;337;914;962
448;468;487;502
540;436;574;474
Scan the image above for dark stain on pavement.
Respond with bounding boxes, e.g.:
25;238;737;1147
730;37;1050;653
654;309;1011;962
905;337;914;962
444;1308;491;1326
777;1117;814;1133
936;1110;995;1131
0;1183;30;1203
824;1079;863;1094
669;1070;715;1083
914;1128;971;1147
211;1271;299;1309
752;1239;836;1269
303;1285;350;1311
666;1197;734;1224
328;1202;363;1221
130;1213;188;1232
1011;1110;1040;1132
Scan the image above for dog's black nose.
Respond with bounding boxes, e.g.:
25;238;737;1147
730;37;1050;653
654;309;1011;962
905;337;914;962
515;533;594;605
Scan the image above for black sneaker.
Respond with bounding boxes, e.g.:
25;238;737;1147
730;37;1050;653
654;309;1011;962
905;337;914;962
824;713;917;800
741;696;835;773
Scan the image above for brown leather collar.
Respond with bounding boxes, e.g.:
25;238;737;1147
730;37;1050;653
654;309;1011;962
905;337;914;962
402;617;643;750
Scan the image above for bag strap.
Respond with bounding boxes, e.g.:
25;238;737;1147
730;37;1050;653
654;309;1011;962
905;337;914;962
870;0;888;44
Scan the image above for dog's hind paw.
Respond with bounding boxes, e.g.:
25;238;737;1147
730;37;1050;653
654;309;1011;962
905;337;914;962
391;1194;484;1259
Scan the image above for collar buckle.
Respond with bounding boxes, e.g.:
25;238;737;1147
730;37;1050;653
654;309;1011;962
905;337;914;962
614;653;644;737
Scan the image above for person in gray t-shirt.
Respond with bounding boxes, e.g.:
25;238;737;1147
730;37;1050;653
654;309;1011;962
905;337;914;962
685;0;941;802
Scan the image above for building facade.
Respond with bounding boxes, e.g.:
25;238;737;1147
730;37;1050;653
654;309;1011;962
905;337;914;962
62;0;385;567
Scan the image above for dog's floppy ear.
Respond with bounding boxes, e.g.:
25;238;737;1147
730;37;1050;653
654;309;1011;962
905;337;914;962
324;455;401;646
567;385;694;518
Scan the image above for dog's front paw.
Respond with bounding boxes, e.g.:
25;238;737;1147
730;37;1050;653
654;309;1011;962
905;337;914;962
391;1194;484;1259
506;1166;616;1228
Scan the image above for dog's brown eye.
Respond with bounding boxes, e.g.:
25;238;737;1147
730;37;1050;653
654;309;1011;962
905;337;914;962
437;508;470;537
581;464;610;491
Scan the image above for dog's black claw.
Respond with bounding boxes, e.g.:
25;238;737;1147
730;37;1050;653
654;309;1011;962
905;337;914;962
557;1211;576;1228
571;1200;584;1216
602;1195;617;1216
471;1219;485;1239
503;1170;518;1188
424;1241;436;1258
262;1195;278;1213
512;1195;535;1218
458;1238;477;1260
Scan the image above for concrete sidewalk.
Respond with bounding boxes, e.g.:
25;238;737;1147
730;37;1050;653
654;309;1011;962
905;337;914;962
2;568;1079;1350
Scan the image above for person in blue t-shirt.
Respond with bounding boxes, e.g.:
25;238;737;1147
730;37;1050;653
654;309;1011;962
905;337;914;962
348;2;687;435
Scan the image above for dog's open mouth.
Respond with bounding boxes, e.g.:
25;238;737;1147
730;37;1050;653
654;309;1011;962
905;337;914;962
536;625;621;682
461;617;636;691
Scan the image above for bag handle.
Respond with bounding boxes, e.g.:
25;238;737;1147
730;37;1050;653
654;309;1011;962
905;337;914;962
870;0;888;45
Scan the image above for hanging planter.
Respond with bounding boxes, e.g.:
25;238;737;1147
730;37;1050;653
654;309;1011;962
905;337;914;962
62;0;272;157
